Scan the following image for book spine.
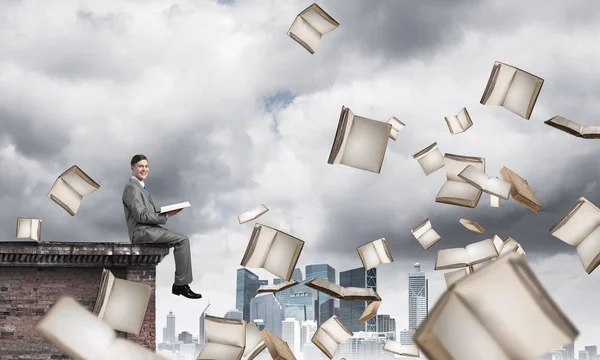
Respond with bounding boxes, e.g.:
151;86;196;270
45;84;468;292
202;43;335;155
327;107;348;164
480;63;500;104
241;225;261;266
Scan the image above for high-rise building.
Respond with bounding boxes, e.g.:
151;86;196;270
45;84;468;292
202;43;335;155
224;309;243;320
274;268;303;306
586;346;598;360
376;314;396;339
408;262;428;331
162;326;168;344
339;267;377;332
236;268;268;322
399;329;412;345
281;318;301;355
198;304;210;347
283;303;306;325
178;331;193;344
580;350;590;360
289;280;314;321
250;293;284;337
305;264;336;326
565;342;575;360
166;311;176;344
300;320;318;353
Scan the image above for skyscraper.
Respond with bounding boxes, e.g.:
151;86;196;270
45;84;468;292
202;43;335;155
408;262;428;331
565;342;575;360
236;268;268;322
305;264;335;325
281;318;301;355
198;303;210;347
586;346;598;360
273;268;303;307
250;293;284;337
289;280;314;321
224;309;243;320
339;267;377;332
166;311;176;344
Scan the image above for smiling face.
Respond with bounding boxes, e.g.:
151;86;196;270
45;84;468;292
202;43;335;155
131;159;149;181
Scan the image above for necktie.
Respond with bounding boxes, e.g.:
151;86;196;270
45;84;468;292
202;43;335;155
143;184;148;194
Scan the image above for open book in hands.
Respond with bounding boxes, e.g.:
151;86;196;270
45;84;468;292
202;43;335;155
550;197;600;274
92;269;151;335
159;201;191;214
35;296;168;360
311;315;353;359
435;238;499;270
197;315;246;360
414;253;578;360
356;238;393;271
411;219;441;250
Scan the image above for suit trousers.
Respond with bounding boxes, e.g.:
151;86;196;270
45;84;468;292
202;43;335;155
133;226;193;286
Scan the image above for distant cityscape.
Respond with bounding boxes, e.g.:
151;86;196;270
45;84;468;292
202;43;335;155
155;263;596;360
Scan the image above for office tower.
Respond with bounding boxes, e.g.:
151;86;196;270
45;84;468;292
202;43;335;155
306;264;336;326
236;268;268;322
289;280;314;321
565;342;575;360
250;293;284;337
284;303;306;325
400;329;412;345
339;267;377;332
281;318;301;355
162;326;168;344
178;331;193;344
580;351;590;360
300;320;318;353
198;303;210;347
319;298;335;324
408;262;428;331
390;317;396;339
586;346;598;360
224;309;243;320
273;268;303;305
166;311;176;344
377;314;396;339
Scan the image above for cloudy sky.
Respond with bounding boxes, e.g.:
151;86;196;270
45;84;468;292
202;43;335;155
2;0;600;354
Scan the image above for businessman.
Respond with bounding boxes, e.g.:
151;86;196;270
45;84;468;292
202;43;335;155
122;154;202;299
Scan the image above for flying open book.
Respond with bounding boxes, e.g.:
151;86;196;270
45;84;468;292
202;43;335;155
287;3;339;54
241;223;305;281
256;280;298;294
311;315;353;359
414;253;578;360
383;340;420;357
35;296;168;360
480;61;544;120
356;238;393;271
550;197;600;274
436;154;485;208
260;328;296;360
413;142;445;176
159;201;191;214
242;322;267;360
16;217;42;242
197;315;246;360
443;267;471;289
388;116;406;141
492;234;525;258
48;165;100;216
458;165;511;200
459;219;484;234
305;277;381;301
544;115;600;139
358;300;381;324
238;204;269;224
444;107;473;135
500;166;542;213
92;269;151;335
327;106;392;174
411;219;441;250
435;238;499;270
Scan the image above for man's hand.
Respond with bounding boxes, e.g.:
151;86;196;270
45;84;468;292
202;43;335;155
166;208;183;217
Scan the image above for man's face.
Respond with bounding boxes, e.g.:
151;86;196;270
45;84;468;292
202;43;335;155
131;159;149;181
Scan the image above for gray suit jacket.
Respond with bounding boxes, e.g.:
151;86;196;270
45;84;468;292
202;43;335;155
122;178;168;243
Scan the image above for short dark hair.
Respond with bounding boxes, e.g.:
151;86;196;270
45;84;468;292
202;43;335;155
130;154;148;166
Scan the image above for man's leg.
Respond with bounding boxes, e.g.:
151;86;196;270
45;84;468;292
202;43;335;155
140;227;193;286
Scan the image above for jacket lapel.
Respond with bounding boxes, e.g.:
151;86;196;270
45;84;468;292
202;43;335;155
130;178;156;208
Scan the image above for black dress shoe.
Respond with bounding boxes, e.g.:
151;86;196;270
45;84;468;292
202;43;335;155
172;284;202;299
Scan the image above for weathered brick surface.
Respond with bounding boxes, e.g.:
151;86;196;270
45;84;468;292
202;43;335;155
0;243;169;360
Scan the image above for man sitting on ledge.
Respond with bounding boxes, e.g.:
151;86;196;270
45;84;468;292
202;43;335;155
122;154;202;299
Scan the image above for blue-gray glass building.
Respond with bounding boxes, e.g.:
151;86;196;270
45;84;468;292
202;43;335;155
289;279;314;321
305;264;336;326
339;267;377;332
236;268;268;322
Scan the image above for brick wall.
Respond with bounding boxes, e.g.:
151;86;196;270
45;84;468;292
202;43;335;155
0;243;169;360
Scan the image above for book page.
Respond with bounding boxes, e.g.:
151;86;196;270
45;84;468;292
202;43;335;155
383;340;419;357
197;343;244;360
582;125;600;137
321;316;352;344
159;201;191;213
458;165;490;190
35;296;116;360
444;154;485;182
242;322;265;360
340;287;379;300
490;195;500;208
50;178;82;215
436;181;482;202
484;63;517;106
31;219;41;241
431;292;509;360
97;270;115;319
455;254;576;359
412;219;432;239
491;235;504;253
340;116;391;173
257;280;297;293
418;228;441;250
373;238;393;264
312;328;337;359
465;239;499;265
263;230;303;280
331;107;353;164
547;116;583;135
503;69;540;118
435;248;468;269
459;219;484;234
288;16;321;53
300;5;338;34
444;268;470;289
306;278;344;297
445;115;463;134
261;329;296;360
500;167;541;212
16;218;31;239
94;338;169;360
205;315;246;348
243;224;277;269
551;198;600;247
387;116;405;140
484;177;512;200
357;242;381;271
416;145;445;176
576;226;600;273
102;278;151;335
359;300;381;324
457;108;473;129
62;169;99;197
238;204;269;224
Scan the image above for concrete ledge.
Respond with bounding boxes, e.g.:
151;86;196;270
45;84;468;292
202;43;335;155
0;242;170;267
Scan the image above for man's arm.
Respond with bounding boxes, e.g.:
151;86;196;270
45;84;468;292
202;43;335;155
123;185;168;225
